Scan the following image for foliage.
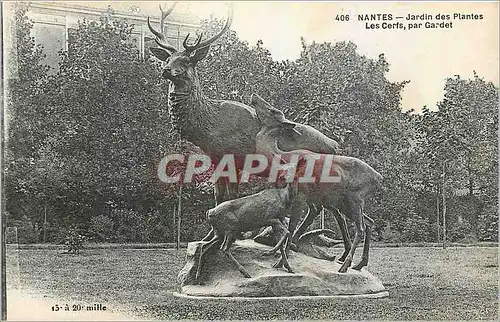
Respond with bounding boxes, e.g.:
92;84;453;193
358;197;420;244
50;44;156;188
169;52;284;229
415;73;498;242
89;214;115;242
64;226;88;254
401;215;432;242
197;19;280;104
5;215;39;244
380;224;403;243
4;3;52;240
5;8;498;244
478;203;499;242
6;7;177;242
448;219;475;243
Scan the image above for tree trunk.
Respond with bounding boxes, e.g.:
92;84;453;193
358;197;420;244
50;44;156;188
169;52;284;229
172;204;176;244
43;202;47;243
320;207;325;229
176;184;183;250
467;154;479;238
467;153;474;196
442;161;447;249
436;184;440;243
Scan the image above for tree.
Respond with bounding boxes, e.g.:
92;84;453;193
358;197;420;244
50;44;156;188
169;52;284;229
197;18;281;105
4;3;51;242
416;73;498;242
5;8;496;244
5;7;181;242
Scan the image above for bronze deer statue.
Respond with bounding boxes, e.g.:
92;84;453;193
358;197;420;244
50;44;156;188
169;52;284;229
147;3;341;245
200;174;298;279
250;94;353;261
253;98;384;272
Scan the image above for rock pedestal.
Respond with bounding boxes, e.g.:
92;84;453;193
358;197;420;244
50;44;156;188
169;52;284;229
177;239;388;298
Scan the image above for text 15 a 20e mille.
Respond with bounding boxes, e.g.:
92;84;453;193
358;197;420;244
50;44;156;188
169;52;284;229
51;303;107;312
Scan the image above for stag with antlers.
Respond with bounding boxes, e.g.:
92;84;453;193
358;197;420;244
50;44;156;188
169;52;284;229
148;3;344;251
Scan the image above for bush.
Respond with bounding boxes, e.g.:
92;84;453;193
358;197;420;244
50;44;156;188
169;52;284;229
8;215;39;244
111;208;149;243
64;226;87;254
89;214;115;242
380;224;403;243
401;215;431;242
143;209;174;243
478;204;498;242
429;222;441;242
448;218;475;243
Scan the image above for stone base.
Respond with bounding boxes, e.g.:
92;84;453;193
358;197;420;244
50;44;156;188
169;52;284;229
178;239;388;298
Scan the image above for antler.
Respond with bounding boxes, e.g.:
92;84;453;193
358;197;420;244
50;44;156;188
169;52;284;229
147;2;178;53
183;3;234;52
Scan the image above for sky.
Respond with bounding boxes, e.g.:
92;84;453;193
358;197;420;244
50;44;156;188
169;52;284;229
22;1;499;113
181;1;499;113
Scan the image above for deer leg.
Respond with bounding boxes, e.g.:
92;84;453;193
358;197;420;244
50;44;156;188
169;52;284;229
280;199;309;254
291;202;318;245
276;241;293;273
262;219;293;272
338;205;364;273
274;222;294;273
294;204;352;263
352;214;374;270
261;237;283;256
196;233;222;281
332;209;352;263
262;219;289;256
314;247;338;261
201;227;215;241
220;234;230;251
338;222;362;273
226;182;247;239
224;250;251;278
221;233;251;278
226;182;239;200
214;178;227;206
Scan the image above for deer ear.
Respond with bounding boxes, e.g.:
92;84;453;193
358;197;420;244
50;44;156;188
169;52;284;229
150;47;171;61
189;45;211;62
250;94;274;110
251;94;283;121
282;121;301;135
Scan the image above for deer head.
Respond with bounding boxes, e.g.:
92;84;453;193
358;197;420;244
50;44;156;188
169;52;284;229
251;93;341;156
148;2;233;91
251;94;300;134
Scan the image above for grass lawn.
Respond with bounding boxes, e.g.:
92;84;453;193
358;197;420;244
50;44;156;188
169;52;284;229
6;245;498;320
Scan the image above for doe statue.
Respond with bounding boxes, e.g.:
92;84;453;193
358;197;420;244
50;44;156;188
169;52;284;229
198;172;298;280
253;95;384;273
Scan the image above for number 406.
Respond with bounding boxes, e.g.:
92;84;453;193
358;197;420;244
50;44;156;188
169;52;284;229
335;14;350;21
